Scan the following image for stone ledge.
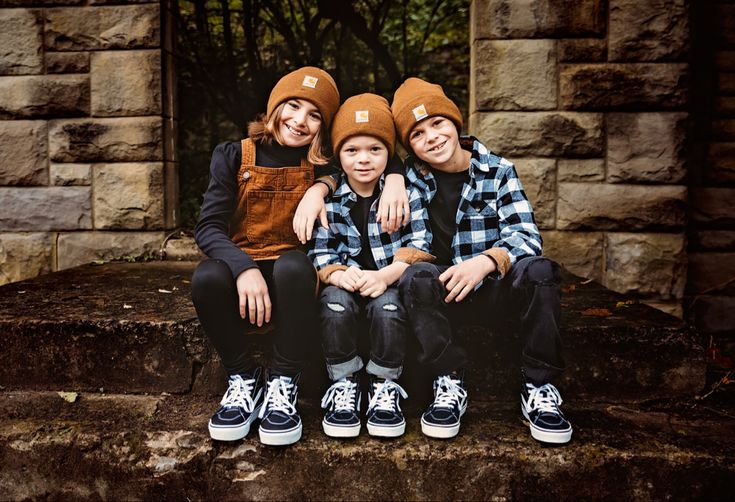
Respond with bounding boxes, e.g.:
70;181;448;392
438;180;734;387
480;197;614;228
0;392;733;500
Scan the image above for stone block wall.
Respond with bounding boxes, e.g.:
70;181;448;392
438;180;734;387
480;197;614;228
470;0;690;316
0;1;177;286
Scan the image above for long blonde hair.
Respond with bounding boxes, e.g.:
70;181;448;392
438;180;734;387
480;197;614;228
247;102;331;165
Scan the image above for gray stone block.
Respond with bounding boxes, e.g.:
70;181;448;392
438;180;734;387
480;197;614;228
557;183;687;230
0;75;89;119
557;159;605;182
558;38;607;62
542;230;603;282
45;52;90;74
0;9;43;75
91;50;161;116
92;163;165;230
49;163;91;186
706;143;735;182
0;120;48;186
0;187;91;231
609;0;689;61
690;187;735;226
0;233;53;286
56;231;165;270
511;158;556;229
48;117;163;162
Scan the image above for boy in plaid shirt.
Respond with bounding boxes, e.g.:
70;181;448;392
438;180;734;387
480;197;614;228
308;93;434;439
391;78;571;444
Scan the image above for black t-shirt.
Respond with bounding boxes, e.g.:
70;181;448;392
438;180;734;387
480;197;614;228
428;168;470;265
349;184;380;271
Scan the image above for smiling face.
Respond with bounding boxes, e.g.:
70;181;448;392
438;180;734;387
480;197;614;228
407;115;462;171
339;135;389;197
276;98;322;147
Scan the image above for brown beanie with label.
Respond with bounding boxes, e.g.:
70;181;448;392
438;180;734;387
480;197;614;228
267;66;340;127
330;93;396;157
391;77;463;148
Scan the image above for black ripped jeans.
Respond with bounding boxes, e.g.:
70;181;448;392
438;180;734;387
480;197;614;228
191;250;318;377
397;256;565;386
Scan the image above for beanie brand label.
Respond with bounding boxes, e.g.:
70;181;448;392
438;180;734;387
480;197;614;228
302;76;318;88
355;110;369;123
412;104;428;121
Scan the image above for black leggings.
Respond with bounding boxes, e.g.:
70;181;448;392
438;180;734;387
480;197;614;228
191;250;318;377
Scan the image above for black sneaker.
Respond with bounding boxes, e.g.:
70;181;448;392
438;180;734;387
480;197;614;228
421;374;467;439
321;376;361;438
208;368;264;441
521;374;572;444
258;373;302;446
366;376;408;438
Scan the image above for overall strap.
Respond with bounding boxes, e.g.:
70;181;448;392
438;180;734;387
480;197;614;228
241;138;256;168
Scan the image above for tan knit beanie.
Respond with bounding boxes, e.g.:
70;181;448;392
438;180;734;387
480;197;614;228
391;77;463;148
267;66;340;127
331;93;396;157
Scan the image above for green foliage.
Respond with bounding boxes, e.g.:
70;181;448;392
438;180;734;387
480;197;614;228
174;0;469;228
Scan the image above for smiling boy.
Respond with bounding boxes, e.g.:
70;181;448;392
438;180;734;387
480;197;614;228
391;78;571;444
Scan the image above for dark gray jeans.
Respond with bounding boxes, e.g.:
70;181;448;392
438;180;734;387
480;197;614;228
397;256;565;386
319;285;407;381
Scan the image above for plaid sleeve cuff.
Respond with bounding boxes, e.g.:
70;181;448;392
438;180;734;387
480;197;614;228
484;248;511;278
315;175;337;195
317;263;349;283
394;247;435;264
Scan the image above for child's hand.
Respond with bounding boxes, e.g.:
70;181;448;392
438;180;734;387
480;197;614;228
293;184;329;244
235;268;272;326
439;255;496;303
376;173;409;234
334;266;364;292
357;270;389;298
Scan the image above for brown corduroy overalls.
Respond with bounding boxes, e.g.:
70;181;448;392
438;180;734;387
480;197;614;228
229;138;314;260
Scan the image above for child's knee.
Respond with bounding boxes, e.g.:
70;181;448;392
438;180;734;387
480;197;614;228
320;286;358;316
398;262;444;306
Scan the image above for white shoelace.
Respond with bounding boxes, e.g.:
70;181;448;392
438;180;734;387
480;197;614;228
321;378;358;412
432;375;467;409
525;382;563;414
368;379;407;413
258;376;297;418
221;374;257;412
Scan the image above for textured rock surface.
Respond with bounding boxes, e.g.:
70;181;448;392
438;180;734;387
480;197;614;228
48;117;163;162
687;253;735;296
0;120;48;186
559;63;688;110
607;112;688;183
689;296;735;334
0;9;43;75
557;159;605;182
0;187;91;231
603;232;687;299
91;50;161;116
44;4;160;51
472;0;605;39
511;158;556;229
557;183;687;230
49;163;91;186
706;142;735;182
163;234;205;261
0;233;52;286
92;163;164;230
0;75;89;119
56;231;164;270
542;231;603;282
469;112;604;157
45;52;90;74
472;40;556;111
558;38;607;62
689;230;735;251
609;0;689;61
690;187;735;226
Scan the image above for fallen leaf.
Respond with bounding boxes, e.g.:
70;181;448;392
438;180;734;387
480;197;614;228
17;290;26;294
172;286;179;291
57;391;78;403
123;303;133;309
181;280;191;284
158;289;173;294
581;308;612;317
562;284;576;293
581;278;594;285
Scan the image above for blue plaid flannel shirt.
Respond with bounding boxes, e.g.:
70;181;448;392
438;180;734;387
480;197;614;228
308;173;433;276
405;136;542;277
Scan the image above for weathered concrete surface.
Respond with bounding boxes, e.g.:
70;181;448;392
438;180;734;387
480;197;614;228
0;262;705;401
0;392;733;501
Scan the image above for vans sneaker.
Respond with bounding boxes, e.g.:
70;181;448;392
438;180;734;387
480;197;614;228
208;369;264;441
521;375;572;444
366;376;408;438
258;373;302;446
321;376;361;438
421;374;467;439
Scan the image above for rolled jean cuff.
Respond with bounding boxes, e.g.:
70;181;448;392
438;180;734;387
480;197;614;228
522;353;565;386
366;360;402;380
326;356;364;381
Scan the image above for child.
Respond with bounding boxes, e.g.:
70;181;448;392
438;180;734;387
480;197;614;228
391;78;571;444
192;67;408;446
308;93;434;438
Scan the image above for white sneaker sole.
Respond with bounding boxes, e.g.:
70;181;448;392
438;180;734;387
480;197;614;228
367;421;405;438
323;421;361;438
259;423;302;446
420;405;466;439
521;405;573;444
208;404;261;441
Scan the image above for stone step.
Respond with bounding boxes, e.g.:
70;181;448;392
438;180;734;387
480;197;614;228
1;391;733;500
0;262;705;402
